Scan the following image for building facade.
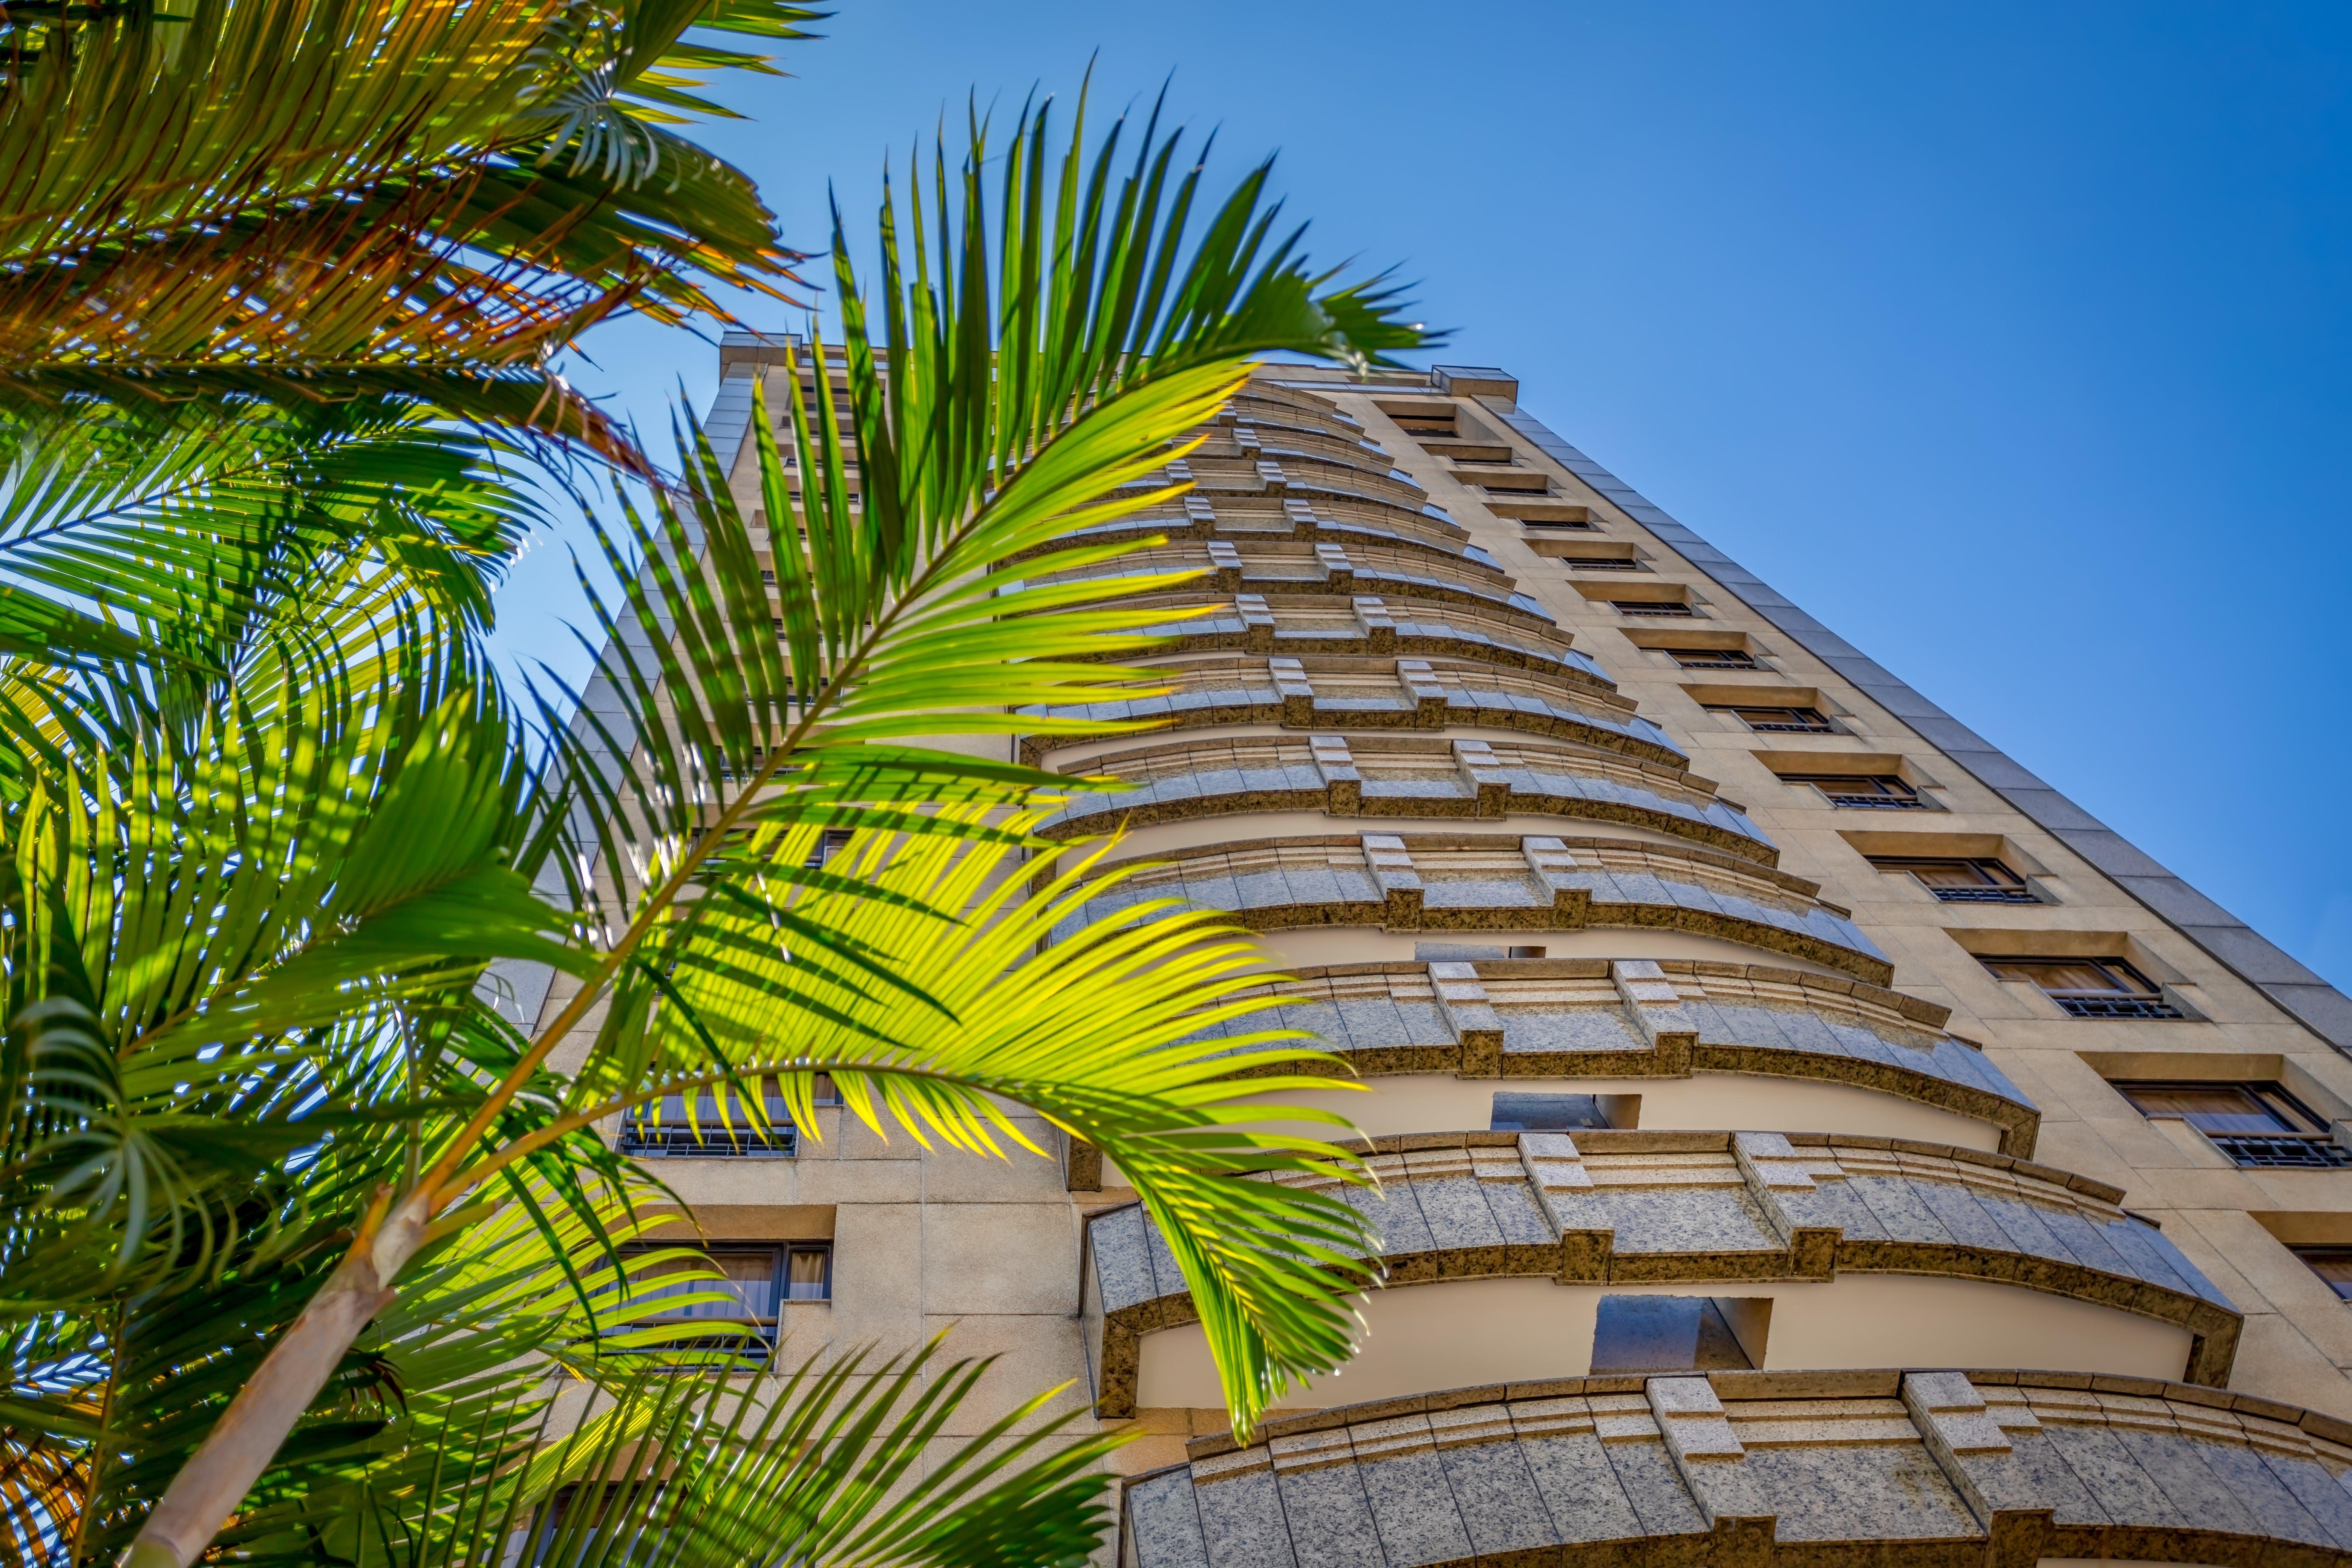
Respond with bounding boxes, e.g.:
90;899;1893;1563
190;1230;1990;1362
559;340;2352;1564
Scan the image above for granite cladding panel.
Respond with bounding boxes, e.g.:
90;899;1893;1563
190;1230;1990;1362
1136;1373;2352;1566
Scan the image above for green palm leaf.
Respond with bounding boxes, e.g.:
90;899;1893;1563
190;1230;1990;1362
0;0;824;455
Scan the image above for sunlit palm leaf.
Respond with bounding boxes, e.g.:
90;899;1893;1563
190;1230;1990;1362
0;0;823;451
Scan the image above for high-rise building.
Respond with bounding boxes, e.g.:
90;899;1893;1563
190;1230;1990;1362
564;337;2352;1564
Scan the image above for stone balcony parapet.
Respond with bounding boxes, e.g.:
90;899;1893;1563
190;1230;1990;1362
1182;957;2037;1154
1037;495;1475;563
1124;1369;2352;1568
1027;539;1551;623
1115;593;1608;685
1080;1129;2242;1418
1057;833;1888;983
1017;656;1682;768
1038;734;1773;862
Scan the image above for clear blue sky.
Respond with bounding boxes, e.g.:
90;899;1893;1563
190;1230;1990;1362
498;1;2352;988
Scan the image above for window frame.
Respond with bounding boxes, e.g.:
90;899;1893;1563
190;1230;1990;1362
1711;703;1835;734
2291;1245;2352;1301
1867;854;2037;903
1663;647;1760;670
1776;772;1927;809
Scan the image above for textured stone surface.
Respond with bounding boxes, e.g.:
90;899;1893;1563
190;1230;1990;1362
1187;959;2041;1155
1128;1371;2352;1567
1083;1130;2242;1417
1056;834;1889;983
1018;655;1685;767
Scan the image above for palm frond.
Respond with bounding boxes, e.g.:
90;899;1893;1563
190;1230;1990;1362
0;0;819;448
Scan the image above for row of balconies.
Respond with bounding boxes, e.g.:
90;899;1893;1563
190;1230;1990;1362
1038;733;1770;861
1053;833;1886;983
1081;1126;2241;1419
1125;593;1601;683
1039;494;1479;565
1032;538;1551;623
1122;1369;2352;1568
1017;656;1681;767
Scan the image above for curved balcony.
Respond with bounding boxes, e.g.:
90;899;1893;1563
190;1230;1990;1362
1226;389;1366;445
1171;958;2037;1155
1120;596;1607;686
1018;657;1682;769
1039;736;1772;862
1122;1370;2352;1568
1032;539;1551;623
1183;453;1430;513
1060;833;1888;983
1081;1130;2242;1419
1042;496;1479;566
1194;423;1401;473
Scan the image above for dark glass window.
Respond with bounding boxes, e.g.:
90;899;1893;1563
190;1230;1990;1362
1713;704;1833;733
619;1075;837;1157
1566;556;1643;570
1868;856;2037;903
599;1240;833;1361
2112;1080;2323;1135
1982;957;2182;1018
805;827;854;869
1589;1297;1759;1374
2293;1247;2352;1301
1612;600;1696;617
1778;773;1925;809
2112;1080;2352;1167
1491;1092;1609;1131
1665;647;1759;670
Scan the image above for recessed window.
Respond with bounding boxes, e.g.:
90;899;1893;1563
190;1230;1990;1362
1712;704;1833;733
805;827;854;869
1589;1296;1767;1374
1491;1092;1609;1131
1870;855;2037;903
1522;516;1599;531
2112;1080;2352;1167
1565;555;1643;571
1981;957;2183;1020
606;1241;834;1355
1390;410;1458;437
1779;773;1926;809
620;1076;838;1157
2293;1247;2352;1299
1412;942;1548;960
1612;599;1696;617
1664;647;1759;670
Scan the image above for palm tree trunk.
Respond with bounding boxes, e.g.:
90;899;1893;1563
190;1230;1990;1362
119;1194;426;1568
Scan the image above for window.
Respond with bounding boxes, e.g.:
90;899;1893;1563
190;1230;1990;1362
805;827;854;869
1588;1296;1766;1374
619;1076;837;1157
1490;1092;1609;1131
1391;411;1458;437
1565;556;1643;571
1779;773;1927;809
1521;516;1599;531
1869;856;2037;903
1612;599;1696;617
1982;957;2184;1020
1712;704;1833;733
1664;647;1759;670
2112;1080;2352;1168
2293;1247;2352;1299
605;1241;833;1355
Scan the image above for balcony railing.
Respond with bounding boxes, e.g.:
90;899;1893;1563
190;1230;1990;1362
1928;887;2039;904
2208;1133;2352;1170
617;1122;798;1157
2050;994;2184;1021
1822;792;1927;809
